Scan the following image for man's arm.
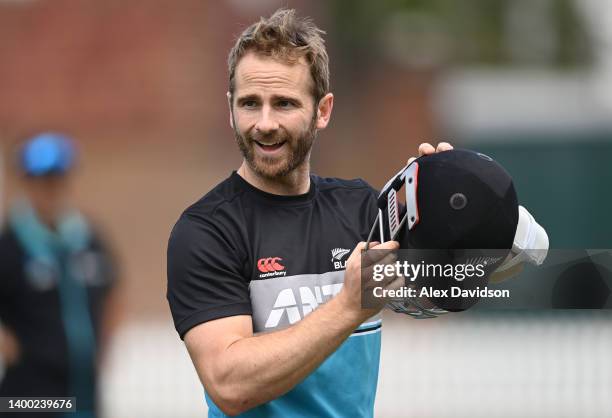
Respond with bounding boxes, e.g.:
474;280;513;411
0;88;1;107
184;241;398;416
98;283;123;365
0;325;19;367
0;234;20;368
90;232;124;366
185;293;362;416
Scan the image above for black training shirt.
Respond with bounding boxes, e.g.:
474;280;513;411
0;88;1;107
167;171;380;338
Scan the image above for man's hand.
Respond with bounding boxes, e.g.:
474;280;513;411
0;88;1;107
0;326;20;366
337;241;399;323
407;141;454;165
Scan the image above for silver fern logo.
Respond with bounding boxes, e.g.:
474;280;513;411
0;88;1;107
331;248;350;261
331;248;351;270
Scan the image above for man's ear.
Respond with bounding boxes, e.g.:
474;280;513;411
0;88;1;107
227;92;234;129
316;93;334;130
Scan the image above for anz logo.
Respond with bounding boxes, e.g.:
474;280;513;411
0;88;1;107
265;283;344;328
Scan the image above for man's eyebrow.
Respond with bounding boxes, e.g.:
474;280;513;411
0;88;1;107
235;94;259;103
235;93;305;105
271;94;303;104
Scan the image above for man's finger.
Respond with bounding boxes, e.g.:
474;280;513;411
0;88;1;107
349;241;380;265
369;240;399;250
367;252;398;277
489;263;524;284
406;156;416;165
348;242;368;262
362;257;399;293
377;277;407;304
361;241;399;266
436;142;454;152
384;275;405;292
418;143;436;156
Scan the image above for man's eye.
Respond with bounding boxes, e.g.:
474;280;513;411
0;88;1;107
277;100;294;108
242;100;257;108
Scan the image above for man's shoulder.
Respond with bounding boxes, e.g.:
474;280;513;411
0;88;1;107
0;225;20;252
313;175;378;196
0;225;24;269
169;173;245;246
180;173;243;223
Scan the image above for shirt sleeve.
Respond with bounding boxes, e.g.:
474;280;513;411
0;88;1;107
360;180;383;242
89;228;120;291
0;230;18;323
166;215;252;339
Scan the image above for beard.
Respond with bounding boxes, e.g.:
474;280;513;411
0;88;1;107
232;111;318;180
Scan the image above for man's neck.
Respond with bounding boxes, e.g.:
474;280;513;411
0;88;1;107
32;206;60;232
237;162;311;196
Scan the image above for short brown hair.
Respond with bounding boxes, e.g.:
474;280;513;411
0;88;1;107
227;8;329;103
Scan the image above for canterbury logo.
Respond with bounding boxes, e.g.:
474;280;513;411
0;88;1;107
257;257;285;273
331;248;350;261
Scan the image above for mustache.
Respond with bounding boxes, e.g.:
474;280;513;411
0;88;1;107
246;129;290;144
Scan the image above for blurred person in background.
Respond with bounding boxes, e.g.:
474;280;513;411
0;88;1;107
0;133;121;418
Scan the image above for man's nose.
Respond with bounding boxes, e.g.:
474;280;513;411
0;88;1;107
255;106;279;134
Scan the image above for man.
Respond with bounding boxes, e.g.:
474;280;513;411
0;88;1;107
0;133;120;418
166;9;452;417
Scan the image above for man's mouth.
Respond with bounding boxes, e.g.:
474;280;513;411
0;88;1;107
254;140;287;152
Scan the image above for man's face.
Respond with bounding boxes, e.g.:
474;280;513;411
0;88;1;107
21;174;71;223
230;52;319;179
